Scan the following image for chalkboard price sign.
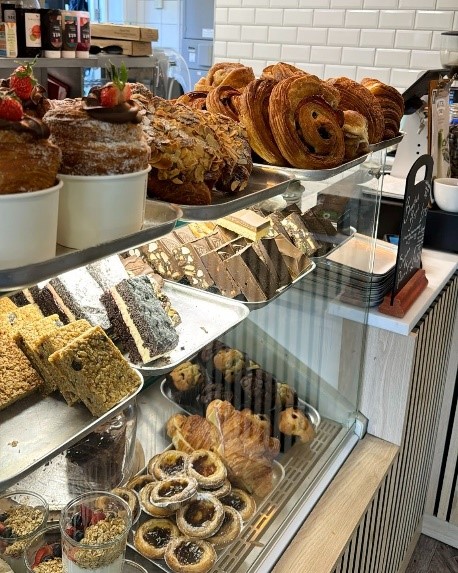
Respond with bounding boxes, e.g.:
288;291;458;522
391;154;433;304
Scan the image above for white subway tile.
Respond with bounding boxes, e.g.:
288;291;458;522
228;7;255;24
241;25;268;42
310;45;342;63
269;26;298;44
395;30;432;50
218;0;242;6
410;50;442;69
213;41;228;58
390;68;423;90
270;0;299;7
327;28;360;46
297;27;328;45
375;48;411;68
215;25;241;42
345;10;379;28
240;0;267;6
255;8;285;26
324;65;357;79
342;47;375;65
283;9;313;26
360;29;395;48
303;63;325;77
215;8;228;25
330;0;363;7
313;9;345;27
363;0;396;7
253;42;282;60
431;31;444;51
227;42;253;59
379;10;415;29
399;0;435;8
356;67;391;83
299;0;330;6
415;11;454;31
281;44;311;62
436;0;458;7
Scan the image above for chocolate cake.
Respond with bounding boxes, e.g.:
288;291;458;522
101;275;179;364
200;249;241;298
252;237;291;291
38;267;111;329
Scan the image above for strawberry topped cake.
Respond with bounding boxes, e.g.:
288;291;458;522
43;63;150;176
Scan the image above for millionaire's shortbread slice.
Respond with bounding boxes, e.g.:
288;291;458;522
48;325;141;417
0;331;42;411
0;304;44;337
13;314;64;394
35;319;92;405
101;276;179;365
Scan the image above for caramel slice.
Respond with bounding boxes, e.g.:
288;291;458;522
216;209;271;241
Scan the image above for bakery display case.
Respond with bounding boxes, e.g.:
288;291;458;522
0;143;394;571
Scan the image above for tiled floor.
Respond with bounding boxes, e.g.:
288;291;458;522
406;535;458;573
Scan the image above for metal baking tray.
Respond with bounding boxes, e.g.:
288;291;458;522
0;201;183;293
368;132;404;152
166;165;294;222
132;281;249;376
127;449;285;573
0;370;143;491
160;377;322;431
253;153;369;182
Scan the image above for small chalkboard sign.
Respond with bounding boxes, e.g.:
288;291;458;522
391;154;433;304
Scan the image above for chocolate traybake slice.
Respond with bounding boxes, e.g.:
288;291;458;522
101;275;179;364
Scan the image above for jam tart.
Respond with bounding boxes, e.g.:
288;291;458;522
151;450;189;481
207;505;243;548
164;536;217;573
221;488;256;522
200;478;231;499
134;517;180;560
148;476;198;511
186;449;227;490
176;492;224;539
140;483;178;517
111;487;141;525
126;474;156;492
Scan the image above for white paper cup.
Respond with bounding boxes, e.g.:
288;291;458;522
57;167;151;250
433;177;458;213
0;180;62;270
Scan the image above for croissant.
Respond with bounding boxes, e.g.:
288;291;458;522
175;91;208;110
238;78;287;166
205;85;241;122
198;62;255;92
166;413;220;453
268;75;345;169
261;62;307;81
342;110;370;160
360;78;404;140
0;115;61;194
326;77;385;144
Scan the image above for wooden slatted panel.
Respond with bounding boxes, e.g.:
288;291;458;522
332;276;458;573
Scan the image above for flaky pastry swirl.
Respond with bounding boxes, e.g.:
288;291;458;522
268;75;345;169
261;62;307;81
205;85;241;121
239;78;287;166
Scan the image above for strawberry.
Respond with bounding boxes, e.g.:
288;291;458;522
9;59;37;101
0;92;24;121
33;545;53;567
99;61;131;107
90;509;105;525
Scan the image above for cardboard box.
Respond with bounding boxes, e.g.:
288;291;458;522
0;22;18;58
90;23;158;42
90;37;153;57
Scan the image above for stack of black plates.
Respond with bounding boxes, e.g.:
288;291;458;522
301;234;397;307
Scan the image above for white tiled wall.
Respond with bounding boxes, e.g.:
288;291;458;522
117;0;456;91
213;0;458;91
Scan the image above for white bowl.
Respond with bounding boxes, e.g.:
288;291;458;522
433;177;458;213
0;180;62;270
57;166;151;250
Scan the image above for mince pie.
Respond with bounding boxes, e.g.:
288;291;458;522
221;487;256;522
164;536;217;573
176;492;224;538
148;476;198;511
151;450;189;481
186;449;227;490
207;505;242;548
134;517;180;559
